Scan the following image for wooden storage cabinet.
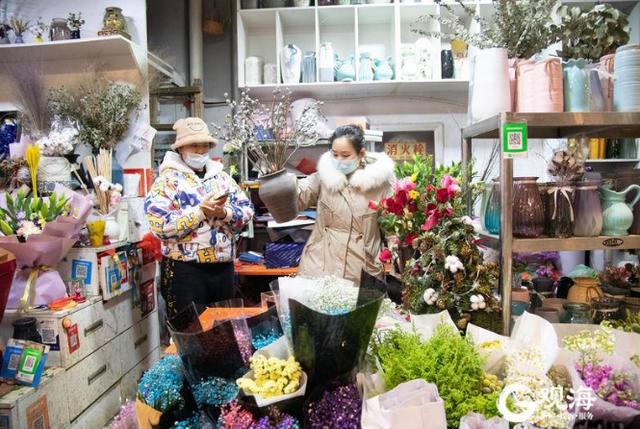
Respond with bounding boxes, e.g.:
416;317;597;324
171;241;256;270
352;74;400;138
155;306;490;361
0;368;70;429
119;347;162;402
118;310;161;376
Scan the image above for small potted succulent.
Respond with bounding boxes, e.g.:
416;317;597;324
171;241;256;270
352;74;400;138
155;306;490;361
32;17;48;43
67;12;85;39
9;17;30;44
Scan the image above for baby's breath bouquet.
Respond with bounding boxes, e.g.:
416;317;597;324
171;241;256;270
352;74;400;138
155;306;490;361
48;79;142;151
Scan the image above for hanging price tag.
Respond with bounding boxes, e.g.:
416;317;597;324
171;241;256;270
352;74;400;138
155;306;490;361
502;122;528;158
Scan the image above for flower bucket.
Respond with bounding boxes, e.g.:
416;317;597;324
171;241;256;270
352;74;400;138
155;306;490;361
258;169;299;224
516;57;563;112
37;156;72;194
469;48;511;124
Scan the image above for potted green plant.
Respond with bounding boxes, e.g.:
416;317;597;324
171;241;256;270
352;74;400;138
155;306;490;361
551;4;630;112
0;22;10;44
67;12;85;39
412;0;559;122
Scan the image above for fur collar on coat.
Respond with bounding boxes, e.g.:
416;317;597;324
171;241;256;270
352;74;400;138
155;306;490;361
316;151;396;193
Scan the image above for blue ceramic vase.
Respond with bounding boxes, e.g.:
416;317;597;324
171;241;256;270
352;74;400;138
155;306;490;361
335;55;355;82
358;52;375;81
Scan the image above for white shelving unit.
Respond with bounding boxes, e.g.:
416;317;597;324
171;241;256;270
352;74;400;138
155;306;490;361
236;1;477;102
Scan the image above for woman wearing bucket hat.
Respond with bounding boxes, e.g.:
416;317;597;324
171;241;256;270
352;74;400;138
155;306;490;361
145;118;254;319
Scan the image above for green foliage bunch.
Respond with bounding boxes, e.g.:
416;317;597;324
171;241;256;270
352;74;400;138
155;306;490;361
0;191;70;239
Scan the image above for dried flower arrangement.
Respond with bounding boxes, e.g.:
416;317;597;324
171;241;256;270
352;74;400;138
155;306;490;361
3;62;51;140
551;4;630;61
48;79;142;151
82;149;122;215
214;89;324;176
547;148;585;185
0;158;27;190
412;0;560;59
9;17;30;37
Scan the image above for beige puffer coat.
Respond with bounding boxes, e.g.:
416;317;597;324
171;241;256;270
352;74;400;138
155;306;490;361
297;151;396;284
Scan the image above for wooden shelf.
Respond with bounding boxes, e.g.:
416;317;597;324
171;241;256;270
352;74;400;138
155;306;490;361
479;233;640;253
462;112;640;140
585;158;640;163
241;80;469;103
464;114;640;176
0;36;146;75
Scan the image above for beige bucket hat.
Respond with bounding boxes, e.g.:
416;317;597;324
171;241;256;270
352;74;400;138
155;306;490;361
171;117;217;150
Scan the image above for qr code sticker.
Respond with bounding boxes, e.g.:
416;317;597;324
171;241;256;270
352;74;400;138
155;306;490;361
40;328;56;344
23;355;36;372
75;264;88;279
8;353;20;371
70;334;78;349
508;131;522;150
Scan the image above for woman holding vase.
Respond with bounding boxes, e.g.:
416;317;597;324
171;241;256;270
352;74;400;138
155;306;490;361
294;125;395;284
145;118;254;319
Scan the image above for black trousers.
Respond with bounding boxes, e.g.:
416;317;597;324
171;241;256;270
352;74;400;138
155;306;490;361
160;258;235;320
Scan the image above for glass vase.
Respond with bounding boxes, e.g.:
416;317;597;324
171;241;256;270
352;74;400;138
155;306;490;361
513;177;544;238
484;180;500;234
572;181;603;237
545;184;574;238
591;298;622;324
49;18;70;41
560;302;593;324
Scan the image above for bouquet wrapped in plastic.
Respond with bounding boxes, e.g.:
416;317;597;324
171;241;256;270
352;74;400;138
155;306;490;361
0;185;92;311
271;271;387;388
167;302;252;424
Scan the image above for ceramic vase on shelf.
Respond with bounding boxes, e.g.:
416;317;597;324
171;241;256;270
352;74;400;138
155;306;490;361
469;48;511;124
516;57;563;112
400;55;418;81
374;57;393;81
70;30;80;39
302;51;316;83
281;44;302;84
319;42;335;82
245;56;264;85
14;34;24;44
599;184;640;236
98;7;130;39
513;177;544;238
264;63;278;84
544;184;574;238
572;181;603;237
440;49;454;79
567;277;603;306
359;52;375;81
414;38;432;80
484;180;500;235
293;0;311;5
336;55;356;82
614;44;640;112
560;302;593;324
258;169;299;223
563;59;591;112
49;18;70;41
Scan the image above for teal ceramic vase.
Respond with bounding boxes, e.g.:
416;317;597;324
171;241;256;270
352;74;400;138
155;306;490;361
359;52;375;81
374;57;393;81
335;55;355;82
600;184;640;236
563;59;591;112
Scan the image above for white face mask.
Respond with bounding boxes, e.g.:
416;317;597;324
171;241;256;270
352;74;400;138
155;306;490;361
331;157;359;175
184;153;209;170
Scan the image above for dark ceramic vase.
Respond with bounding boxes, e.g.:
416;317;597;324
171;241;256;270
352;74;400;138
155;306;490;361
441;50;454;79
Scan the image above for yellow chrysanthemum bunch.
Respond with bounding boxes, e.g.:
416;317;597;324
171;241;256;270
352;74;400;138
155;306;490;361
236;355;302;398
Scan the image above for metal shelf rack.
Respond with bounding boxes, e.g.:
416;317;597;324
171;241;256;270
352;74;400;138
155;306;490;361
461;112;640;335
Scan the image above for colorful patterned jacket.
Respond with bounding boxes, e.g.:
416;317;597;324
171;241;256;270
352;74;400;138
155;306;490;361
144;151;254;263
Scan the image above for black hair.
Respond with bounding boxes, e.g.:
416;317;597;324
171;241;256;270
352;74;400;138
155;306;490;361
330;124;365;153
